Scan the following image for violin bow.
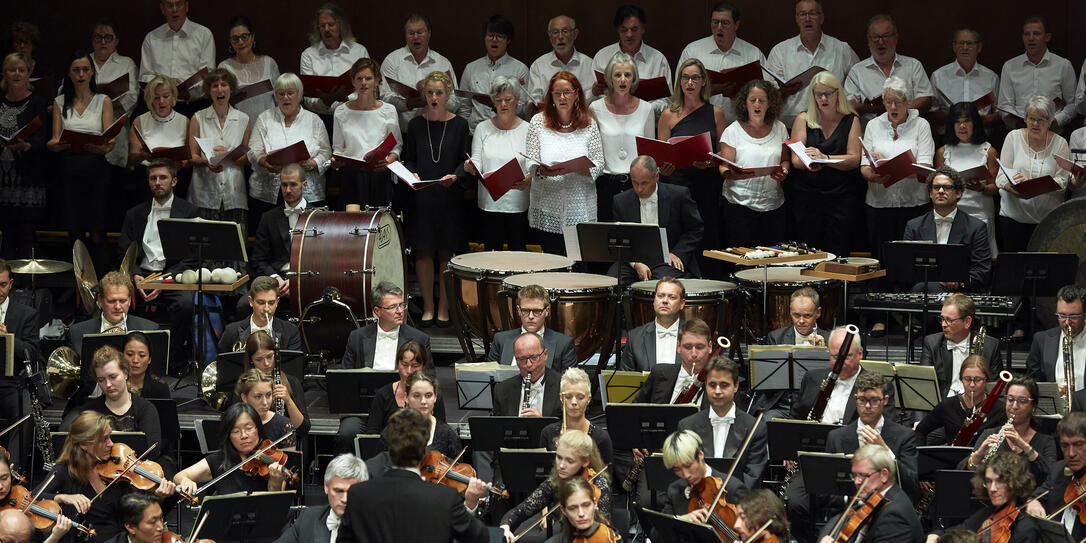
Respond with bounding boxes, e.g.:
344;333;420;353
90;442;158;505
828;471;876;539
512;464;612;542
187;510;210;542
0;414;31;439
22;473;56;512
436;447;469;485
742;519;774;543
195;431;294;495
705;411;765;515
977;490;1049;535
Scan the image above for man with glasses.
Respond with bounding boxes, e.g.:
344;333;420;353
139;0;215;115
921;293;1002;398
929;27;1000;126
789;326;895;424
491;332;562;419
844;13;933;124
817;445;923;543
341;281;430;370
765;0;859;127
996;15;1078;131
488;284;576;370
677;1;766;116
1026;411;1086;539
300;2;371;116
459;15;530;133
1026;285;1086;393
904;167;992;292
217;276;302;354
527;15;595;105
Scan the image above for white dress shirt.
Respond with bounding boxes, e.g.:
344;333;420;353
248;314;274;342
709;403;737;458
639;186;659;225
190;106;249;211
138;18;215;99
793;327;815;346
332;102;402;161
861;109;935;208
765;33;860;123
821;371;858;424
678;36;766;120
373;325;400;370
1078;58;1086;117
528;49;596;105
300;41;370;115
1055;328;1086;392
380;46;460;131
944;333;971;396
720;120;788;211
100;313;128;334
845;54;933;124
0;298;9;325
283;197;308;235
856;415;889;455
141;194;173;271
588;98;656;174
247;107;331;204
459;54;531;132
930;60;999;113
994;129;1070;224
655;319;679;366
592;42;673;113
94;52;139;168
942;142;997;225
326;510;341;543
670;363;699;404
1068;128;1086;201
997;50;1078;127
933;208;958;244
219;56;281;124
470;118;530;213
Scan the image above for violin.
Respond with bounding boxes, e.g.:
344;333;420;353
96;443;199;504
687;476;740;542
419;449;508;499
512;465;611;542
1062;468;1086;523
571;521;619;543
978;502;1016;543
0;485;96;538
162;531;214;543
674;337;731;405
240;439;299;483
830;491;886;543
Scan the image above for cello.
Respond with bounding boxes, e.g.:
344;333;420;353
685;411;765;542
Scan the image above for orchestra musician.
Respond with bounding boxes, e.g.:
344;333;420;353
174;402;289;496
657;428;737;532
1025;411;1086;539
818;444;923;543
1025;285;1085;395
68;272;159;367
620;277;685;371
217;275;302;352
242;330;309;437
963;376;1056;486
272;453;366;543
234;368;297;450
340;281;431;370
363;340;447;436
0;509;38;543
0;259;39;468
633;318;714;407
103;492;167;543
555;476;619;543
734;489;791;543
401;371;461;459
539;367;614;463
789;326;896;424
915;355;1005;446
927;452;1040;543
491;332;562;419
489;284;576;370
754;287;830;417
122;332;170;400
920;294;1002;398
0;450;71;543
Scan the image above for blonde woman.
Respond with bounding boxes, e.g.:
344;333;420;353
539;368;613;463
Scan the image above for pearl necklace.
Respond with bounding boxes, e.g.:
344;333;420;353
559;121;574;130
427;118;447;163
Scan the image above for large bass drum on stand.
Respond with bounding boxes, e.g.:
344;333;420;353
289;208;408;359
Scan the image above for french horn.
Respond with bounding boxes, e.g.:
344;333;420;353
46;346;81;399
200;362;229;410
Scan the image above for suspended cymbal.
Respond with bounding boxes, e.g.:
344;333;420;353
72;240;98;315
8;258;73;275
1027;198;1086;329
119;242;138;279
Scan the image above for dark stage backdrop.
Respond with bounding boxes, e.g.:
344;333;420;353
10;1;1086;93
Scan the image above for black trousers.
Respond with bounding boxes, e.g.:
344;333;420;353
791;187;859;256
595;173;630;223
479;210;528;252
721;201;787;249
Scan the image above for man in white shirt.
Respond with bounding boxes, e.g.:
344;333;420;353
459;15;530;133
765;0;860;126
845;14;933;124
620;277;686;371
766;287;829;347
591;5;672;112
996;15;1079;130
274;453;366;543
929;27;1000;129
299;3;370;115
381;14;461;132
920;294;1002;397
677;2;766;117
527;15;596;106
217;276;303;354
789;326;882;424
138;0;214;114
634;318;715;405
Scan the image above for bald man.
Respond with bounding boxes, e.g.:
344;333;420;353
0;510;33;543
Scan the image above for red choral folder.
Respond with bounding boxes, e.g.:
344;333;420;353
593;71;671;101
1054;154;1086;178
635;132;713;170
299;71;351;99
97;72;130;101
334;133;398;171
231;79;274;104
265;140;311;167
767;66;825;98
208;144;249;168
860;141;919;187
996;159;1063;199
0;116;43;143
133;125;189;161
706;61;762;98
388;161;441;190
468;154;525;201
520;153;596;176
913;163;991;186
60;113;128;153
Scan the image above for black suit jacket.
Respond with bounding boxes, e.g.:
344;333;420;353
765;325;831;346
633;363;710;408
826;418;920;500
337;469;487;543
274;503;332;543
3;299;39;364
1073;389;1086;412
819;484;923;543
1025;327;1065;382
902;209;992;291
612;182;704;276
619;320;683;371
677;409;768;491
919;332;1002;394
492;368;562;418
68;315;159;359
252;205;294;278
1035;460;1086;540
789;368;897;423
217;318;303;354
488;328;577;371
340;323;430;369
118;197;202;274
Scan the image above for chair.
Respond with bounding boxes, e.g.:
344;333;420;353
193;418;222;455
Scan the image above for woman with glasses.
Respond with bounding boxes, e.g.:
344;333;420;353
928;452;1039;543
934;102;1000;257
243;330;308;438
217;16;280;129
963;376;1055;484
175;402;289;496
364;340;447;435
915;355;1005;446
88;20;138;184
539;368;613;463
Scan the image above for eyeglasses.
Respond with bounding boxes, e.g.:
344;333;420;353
379;302;408;311
1005;396;1033;406
519;307;546;316
938;316;965;324
550;89;575;98
92;33;116;43
855;396;884;406
485;33;508;41
549;28;574;37
796;10;823;18
851;471;877;481
680;74;704;83
515;352;544;364
931;185;958;193
814;90;837;99
710;19;734;27
1026;116;1048;125
1056;313;1084;320
869;33;897;42
230;33;252;43
962;376;987;384
230;424;257;437
953;40;980;47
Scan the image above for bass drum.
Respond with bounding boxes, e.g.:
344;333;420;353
447;251;574;343
627;279;739;338
289;209;407;357
500;272;617;364
732;267;843;340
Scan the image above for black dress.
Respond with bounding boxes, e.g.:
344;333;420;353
661;103;721;277
262;412;297;449
915;394;1006;446
538;422;614;464
963;426;1056;485
134;373;172;401
0;91;50;257
429;420;462;459
363;381;448;435
64;395;162;460
40;463;128;543
401;115;471;252
790;112;864;256
55;93;110;236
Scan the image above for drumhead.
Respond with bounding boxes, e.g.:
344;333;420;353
504;272;617;293
449;251;574;274
840;257;879;266
767;252;837;267
630;278;737;296
733;267;831;286
369;211;406;292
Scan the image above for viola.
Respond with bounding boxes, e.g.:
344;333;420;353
978;502;1016;543
162;530;215;543
687;475;741;542
240;439;299;483
419;450;509;499
571;521;619;543
0;485;96;538
1063;470;1086;523
674;337;731;405
96;443;199;504
832;491;886;543
578;467;603;501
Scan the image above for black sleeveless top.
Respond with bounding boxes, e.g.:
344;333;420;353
794;112;862;194
663;103;717;188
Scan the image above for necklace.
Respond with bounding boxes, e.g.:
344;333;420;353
427;118;447;163
560;120;574;130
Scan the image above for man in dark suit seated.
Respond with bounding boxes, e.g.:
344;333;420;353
634;318;715;407
1026;411;1086;538
273;453;366;543
903;166;992;292
920;293;1002;397
217;276;302;354
619;277;684;371
491;332;562;418
488;284;576;371
789;327;895;425
251;165;309;300
338;408;489;543
610;155;704;284
1026;284;1086;398
0;260;39;468
677;357;768;493
754;286;833;417
817;444;923;543
119;159;199;363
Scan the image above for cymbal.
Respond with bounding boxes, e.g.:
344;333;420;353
1027;198;1086;329
72;240;98;315
8;258;73;275
119;242;138;279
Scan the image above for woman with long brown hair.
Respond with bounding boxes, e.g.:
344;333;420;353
243;330;308;437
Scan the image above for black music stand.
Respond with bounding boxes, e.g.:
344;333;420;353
765;420;840;463
216;350;307;395
196;490;294;543
917;446;972;481
748;346;830;410
79;333;128;380
467;416;559;451
933;470;984;523
323;369;399;414
991;252;1078;367
799;452;854;496
605;404;699;451
883;241;970;344
82;331;172;378
1036;516;1075;543
643;456;735;508
497;449;555;501
641;507;724;543
352;434;384;460
159;218;247;388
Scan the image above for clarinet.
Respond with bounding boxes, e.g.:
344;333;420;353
25;349;55;470
270;312;286;416
1064;324;1075;414
520;376;532;413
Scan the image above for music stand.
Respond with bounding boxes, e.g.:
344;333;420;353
497;449;554;501
860;360;941;412
641;507;724;543
1036;382;1064;416
158;218;248;386
883;241;970;341
933;470;984;522
353;434;384;460
323;369;399;414
597;370;651;406
917;446;972;480
748;346;829;407
990;252;1079;362
196;490;294;543
0;334;14;377
453;363;520;410
148;398;180;457
215;350;306;393
605;404;698;451
79;333;128;381
1035;516;1075;543
798;452;854;496
467;416;559;451
765;419;840;463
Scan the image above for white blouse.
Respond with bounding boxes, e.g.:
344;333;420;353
1067;127;1086;201
720;120;788;212
94;52;138;168
248;107;331;204
861;109;934;208
525;114;604;234
332;102;402;160
218;56;280;126
588;99;656;175
55;93;107;132
136;110;188;150
470;118;530;213
190;106;249;211
995;128;1070;224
